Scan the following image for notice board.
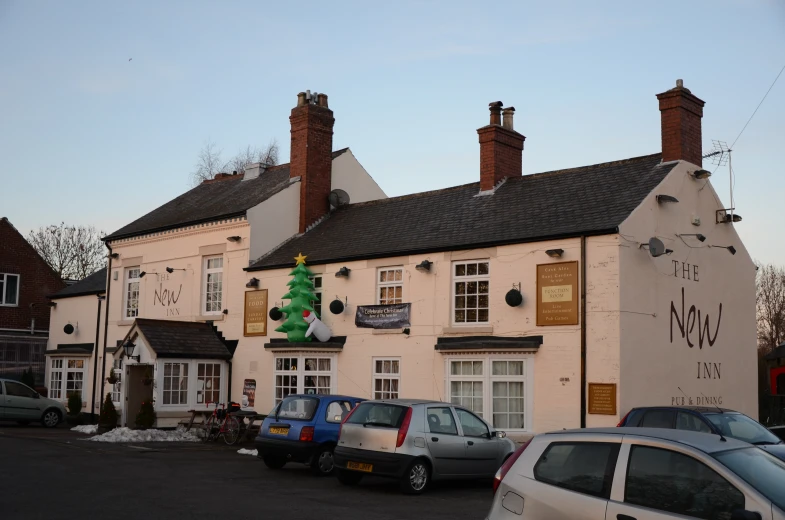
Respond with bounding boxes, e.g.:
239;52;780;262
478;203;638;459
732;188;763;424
536;261;579;326
588;383;617;415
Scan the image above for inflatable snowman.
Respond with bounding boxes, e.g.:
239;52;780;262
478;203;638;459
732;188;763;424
303;310;331;342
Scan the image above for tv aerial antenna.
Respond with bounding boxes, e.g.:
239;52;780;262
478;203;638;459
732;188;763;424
703;140;735;220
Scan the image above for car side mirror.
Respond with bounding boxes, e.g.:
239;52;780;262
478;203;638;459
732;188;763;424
731;510;762;520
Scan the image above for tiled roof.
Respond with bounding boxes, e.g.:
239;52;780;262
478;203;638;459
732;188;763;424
249;154;676;270
135;319;232;360
50;267;107;299
104;149;350;241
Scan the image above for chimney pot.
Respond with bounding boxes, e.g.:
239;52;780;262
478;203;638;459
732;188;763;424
317;93;328;108
297;92;307;107
478;101;525;191
488;101;503;126
502;107;515;130
676;79;683;88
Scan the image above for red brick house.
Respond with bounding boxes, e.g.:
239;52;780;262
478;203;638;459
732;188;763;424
0;217;65;384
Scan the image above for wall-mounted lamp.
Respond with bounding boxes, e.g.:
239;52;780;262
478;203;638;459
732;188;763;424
246;277;260;288
656;194;679;204
415;260;432;272
139;271;147;278
47;301;57;308
122;340;140;362
690;169;712;180
640;237;673;258
222;309;228;315
227;236;242;242
716;209;742;224
97;295;106;301
679;233;706;242
165;267;188;274
109;253;120;259
710;245;737;255
330;297;346;315
335;267;351;278
545;249;564;258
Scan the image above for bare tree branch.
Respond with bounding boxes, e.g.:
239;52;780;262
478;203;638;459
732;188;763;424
757;263;785;354
27;223;106;280
191;140;228;187
191;139;279;186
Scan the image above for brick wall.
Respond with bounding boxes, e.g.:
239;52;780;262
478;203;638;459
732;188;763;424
0;218;65;331
656;82;705;167
478;125;525;191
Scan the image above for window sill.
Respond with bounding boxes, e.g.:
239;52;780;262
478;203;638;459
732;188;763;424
117;320;134;327
372;329;405;335
199;314;224;322
0;304;19;307
442;325;494;334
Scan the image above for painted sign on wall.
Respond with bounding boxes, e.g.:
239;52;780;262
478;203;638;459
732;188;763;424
152;273;183;317
537;261;579;326
244;290;268;336
588;383;617;415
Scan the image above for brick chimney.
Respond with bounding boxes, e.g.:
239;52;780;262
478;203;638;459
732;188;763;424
290;91;335;232
656;79;705;166
477;102;525;191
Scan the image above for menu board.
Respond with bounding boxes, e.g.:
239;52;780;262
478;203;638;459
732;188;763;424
244;290;268;336
536;261;579;326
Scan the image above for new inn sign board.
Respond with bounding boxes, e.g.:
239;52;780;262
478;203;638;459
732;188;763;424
537;261;579;326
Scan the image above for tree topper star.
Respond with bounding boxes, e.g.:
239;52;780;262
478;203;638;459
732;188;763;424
294;253;307;265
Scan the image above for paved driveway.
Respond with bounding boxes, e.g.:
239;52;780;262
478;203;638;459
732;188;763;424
0;424;493;520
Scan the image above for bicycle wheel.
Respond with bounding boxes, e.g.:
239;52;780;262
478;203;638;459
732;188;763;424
223;416;241;446
203;415;219;442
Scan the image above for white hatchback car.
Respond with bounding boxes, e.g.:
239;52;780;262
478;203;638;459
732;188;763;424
488;427;785;520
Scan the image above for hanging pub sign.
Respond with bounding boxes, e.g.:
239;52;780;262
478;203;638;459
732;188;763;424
355;303;411;329
536;261;579;326
244;289;269;337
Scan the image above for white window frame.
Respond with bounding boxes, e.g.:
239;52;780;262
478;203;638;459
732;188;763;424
451;260;490;325
202;256;224;315
273;354;336;405
123;267;140;319
47;357;87;401
196;362;222;406
309;274;322;316
445;355;534;433
376;267;403;305
0;273;20;307
161;362;189;406
373;357;401;400
111;358;123;406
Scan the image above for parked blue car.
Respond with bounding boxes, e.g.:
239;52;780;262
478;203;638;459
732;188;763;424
256;394;364;476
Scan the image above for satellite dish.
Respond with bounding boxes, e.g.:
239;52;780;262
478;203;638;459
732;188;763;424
329;189;350;209
64;323;74;335
648;237;671;258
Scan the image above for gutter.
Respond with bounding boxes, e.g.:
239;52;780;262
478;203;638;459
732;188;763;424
99;244;113;413
102;211;247;243
580;235;587;429
90;295;104;421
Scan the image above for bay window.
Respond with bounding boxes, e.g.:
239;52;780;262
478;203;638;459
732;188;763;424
274;355;335;404
48;358;86;400
162;362;188;405
197;362;221;405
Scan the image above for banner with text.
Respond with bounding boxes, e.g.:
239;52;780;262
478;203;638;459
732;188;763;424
355;303;411;329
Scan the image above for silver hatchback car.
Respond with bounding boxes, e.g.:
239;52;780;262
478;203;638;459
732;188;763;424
334;399;516;494
0;378;66;427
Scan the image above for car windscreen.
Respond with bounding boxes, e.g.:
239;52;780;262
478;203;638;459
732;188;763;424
345;402;408;428
276;396;319;421
704;412;782;445
714;447;785;511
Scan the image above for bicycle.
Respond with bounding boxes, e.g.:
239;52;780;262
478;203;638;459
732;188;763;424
200;401;241;445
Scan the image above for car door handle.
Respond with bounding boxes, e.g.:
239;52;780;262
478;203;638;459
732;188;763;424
467;441;474;446
431;437;439;442
617;515;637;520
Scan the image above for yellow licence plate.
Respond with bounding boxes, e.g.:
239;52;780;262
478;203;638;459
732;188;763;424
347;461;373;473
269;426;289;435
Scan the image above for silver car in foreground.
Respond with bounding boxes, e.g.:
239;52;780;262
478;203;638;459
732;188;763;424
334;399;516;494
488;427;785;520
0;378;66;427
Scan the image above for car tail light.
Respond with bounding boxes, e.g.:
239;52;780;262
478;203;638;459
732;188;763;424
396;407;413;448
338;404;360;439
493;439;531;495
300;426;314;442
617;410;631;427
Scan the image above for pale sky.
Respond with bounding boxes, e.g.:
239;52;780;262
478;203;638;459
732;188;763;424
1;1;783;264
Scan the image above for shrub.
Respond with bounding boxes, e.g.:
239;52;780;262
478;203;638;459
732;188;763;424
67;393;82;416
135;401;156;429
99;393;118;429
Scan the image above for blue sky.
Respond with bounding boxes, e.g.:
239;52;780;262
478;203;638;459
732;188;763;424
1;1;783;264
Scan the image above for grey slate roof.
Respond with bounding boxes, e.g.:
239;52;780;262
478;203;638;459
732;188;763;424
135;319;232;360
249;154;676;270
104;149;350;241
50;267;107;299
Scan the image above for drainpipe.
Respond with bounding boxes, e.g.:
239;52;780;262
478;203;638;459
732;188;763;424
580;236;587;428
90;295;105;423
99;244;113;412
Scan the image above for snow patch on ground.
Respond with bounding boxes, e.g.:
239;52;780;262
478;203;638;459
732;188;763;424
237;449;258;457
87;427;200;443
71;424;98;434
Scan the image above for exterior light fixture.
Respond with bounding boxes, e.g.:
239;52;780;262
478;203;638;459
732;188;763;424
222;309;228;315
716;209;742;224
679;233;706;242
335;267;351;278
545;249;564;258
656;195;679;204
47;301;57;308
691;169;712;180
415;260;432;272
166;267;187;274
109;253;120;259
227;236;242;242
123;340;140;362
246;277;260;288
710;245;737;255
139;271;147;278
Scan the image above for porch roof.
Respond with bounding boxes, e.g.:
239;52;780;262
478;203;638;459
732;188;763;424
132;319;233;360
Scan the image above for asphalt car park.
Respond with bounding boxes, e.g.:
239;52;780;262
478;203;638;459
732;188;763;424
0;424;493;520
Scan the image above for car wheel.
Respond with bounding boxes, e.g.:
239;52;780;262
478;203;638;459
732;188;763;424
311;445;335;476
400;459;429;495
41;410;61;428
16;421;30;426
336;469;363;486
262;455;286;470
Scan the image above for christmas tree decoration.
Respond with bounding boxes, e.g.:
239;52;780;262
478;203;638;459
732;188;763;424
304;310;332;342
275;253;318;342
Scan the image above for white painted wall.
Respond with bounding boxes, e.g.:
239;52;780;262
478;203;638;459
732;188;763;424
618;160;757;418
331;149;387;204
248;181;300;262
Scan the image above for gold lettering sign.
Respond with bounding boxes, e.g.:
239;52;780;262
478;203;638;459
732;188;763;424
244;289;268;337
537;261;579;326
588;383;617;415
